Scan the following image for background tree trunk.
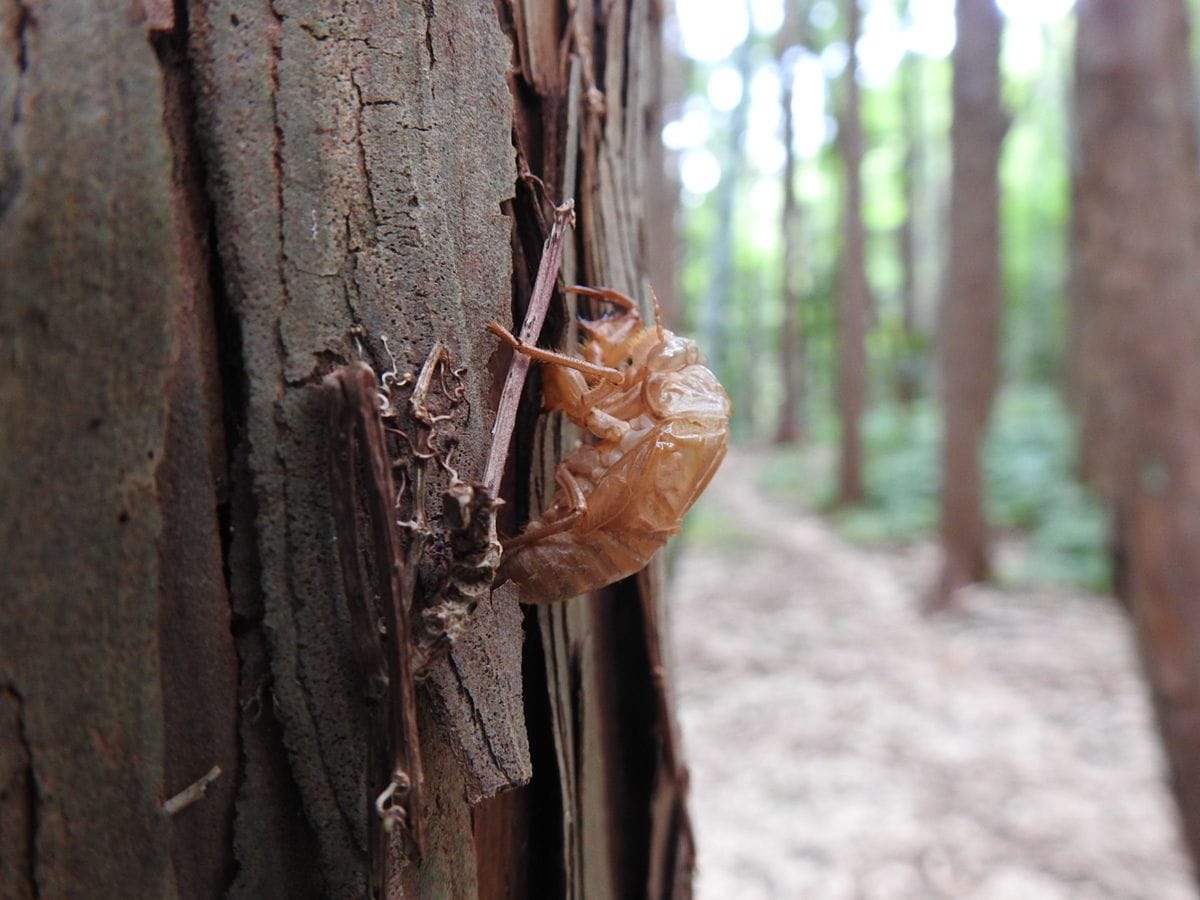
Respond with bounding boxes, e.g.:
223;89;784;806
774;0;809;445
836;0;869;505
0;1;691;896
894;12;924;407
699;31;753;411
929;0;1007;612
1072;0;1200;873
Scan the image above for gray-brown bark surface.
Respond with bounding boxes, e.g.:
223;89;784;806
1072;0;1200;877
930;0;1006;612
188;3;519;892
1;2;190;894
0;0;689;896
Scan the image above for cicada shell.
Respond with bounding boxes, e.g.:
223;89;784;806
490;286;731;604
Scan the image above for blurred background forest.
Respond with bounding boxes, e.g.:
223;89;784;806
662;0;1200;894
666;0;1092;587
667;0;1113;592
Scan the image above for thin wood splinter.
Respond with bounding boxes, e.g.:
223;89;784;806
326;363;425;879
482;198;576;493
162;765;222;816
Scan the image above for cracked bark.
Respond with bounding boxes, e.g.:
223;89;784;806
0;0;690;895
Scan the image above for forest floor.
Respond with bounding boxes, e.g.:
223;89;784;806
667;447;1198;900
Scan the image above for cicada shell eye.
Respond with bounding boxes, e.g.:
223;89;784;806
646;335;699;372
581;315;643;367
645;365;732;423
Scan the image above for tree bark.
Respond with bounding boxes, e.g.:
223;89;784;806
836;0;869;504
1072;0;1200;877
928;0;1007;612
0;0;691;896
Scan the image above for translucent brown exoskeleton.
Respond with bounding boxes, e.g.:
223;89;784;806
487;285;732;604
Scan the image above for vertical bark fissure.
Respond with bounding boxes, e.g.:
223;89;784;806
348;75;380;246
447;653;520;782
151;1;247;890
18;695;37;900
3;684;39;899
11;0;30;124
422;0;436;78
13;2;28;71
267;1;290;313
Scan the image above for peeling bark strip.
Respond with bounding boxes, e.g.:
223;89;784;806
327;337;519;883
326;362;425;879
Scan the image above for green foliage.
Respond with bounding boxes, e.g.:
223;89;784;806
999;18;1073;383
983;389;1112;590
758;386;1112;591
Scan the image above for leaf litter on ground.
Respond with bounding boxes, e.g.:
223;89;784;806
669;447;1196;900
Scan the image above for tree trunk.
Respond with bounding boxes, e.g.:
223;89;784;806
894;32;923;407
1072;0;1200;876
699;33;753;399
0;0;691;896
775;3;809;445
928;0;1007;612
836;0;869;504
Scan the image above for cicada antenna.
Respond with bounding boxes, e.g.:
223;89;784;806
651;288;666;343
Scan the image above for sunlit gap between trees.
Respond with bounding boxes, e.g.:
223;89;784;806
662;0;1098;592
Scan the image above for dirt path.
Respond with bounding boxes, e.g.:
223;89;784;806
667;449;1197;899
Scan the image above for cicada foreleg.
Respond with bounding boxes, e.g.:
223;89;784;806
503;465;588;550
486;321;623;385
567;284;670;345
564;284;638;313
487;321;631;441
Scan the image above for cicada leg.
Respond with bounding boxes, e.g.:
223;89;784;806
568;284;671;344
504;465;588;550
486;321;623;385
565;284;639;313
